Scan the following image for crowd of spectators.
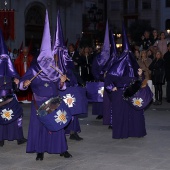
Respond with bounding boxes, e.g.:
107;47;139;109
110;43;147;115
7;28;170;105
133;29;170;105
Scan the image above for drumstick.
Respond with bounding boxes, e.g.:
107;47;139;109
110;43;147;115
23;70;42;88
30;70;43;82
50;65;70;81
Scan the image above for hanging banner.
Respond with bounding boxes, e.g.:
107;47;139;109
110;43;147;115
0;9;15;40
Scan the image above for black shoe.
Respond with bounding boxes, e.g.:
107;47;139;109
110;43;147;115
96;115;103;119
17;138;27;145
74;133;83;140
0;140;4;147
153;100;159;105
60;151;72;158
70;133;83;141
108;125;112;129
36;153;44;161
167;100;170;103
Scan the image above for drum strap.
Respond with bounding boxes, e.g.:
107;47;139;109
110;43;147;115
0;98;13;108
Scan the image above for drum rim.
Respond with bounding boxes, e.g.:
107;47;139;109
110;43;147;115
37;96;62;116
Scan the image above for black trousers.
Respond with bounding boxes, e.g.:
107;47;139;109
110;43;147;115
154;84;163;102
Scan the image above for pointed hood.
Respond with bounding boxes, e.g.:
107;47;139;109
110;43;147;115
92;20;110;80
97;20;110;66
110;30;118;56
0;29;8;56
0;29;19;78
37;10;59;82
39;10;52;53
101;30;118;73
108;23;139;77
54;10;65;48
52;10;72;75
122;22;130;52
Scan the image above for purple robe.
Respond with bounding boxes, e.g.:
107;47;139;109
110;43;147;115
105;74;146;139
0;77;24;141
65;115;81;134
64;65;82;134
102;89;112;125
92;103;103;116
19;64;68;153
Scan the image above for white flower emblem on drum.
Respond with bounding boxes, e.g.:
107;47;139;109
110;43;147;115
54;110;67;125
1;109;14;121
132;98;143;107
63;94;76;107
98;87;104;97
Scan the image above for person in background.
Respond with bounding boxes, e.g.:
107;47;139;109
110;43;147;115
9;48;18;63
14;47;33;102
147;49;154;60
140;30;152;51
138;50;152;80
149;51;165;105
68;43;84;86
153;31;168;55
80;46;94;82
137;50;154;101
134;49;140;61
151;29;159;45
163;42;170;103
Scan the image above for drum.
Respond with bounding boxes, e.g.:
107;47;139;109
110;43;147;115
123;80;153;110
0;96;23;125
59;87;88;115
86;82;104;102
37;96;72;131
123;80;141;99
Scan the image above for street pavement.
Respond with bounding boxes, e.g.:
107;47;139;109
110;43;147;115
0;85;170;170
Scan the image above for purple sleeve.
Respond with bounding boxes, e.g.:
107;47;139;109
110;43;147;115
19;67;33;91
19;81;28;90
104;74;116;92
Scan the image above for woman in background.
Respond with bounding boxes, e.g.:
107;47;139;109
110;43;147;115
149;51;165;105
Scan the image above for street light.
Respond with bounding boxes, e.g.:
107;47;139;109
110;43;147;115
113;32;122;48
167;29;170;34
167;29;170;41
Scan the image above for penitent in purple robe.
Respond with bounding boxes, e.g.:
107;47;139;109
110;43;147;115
102;89;112;125
19;63;68;153
105;74;146;139
63;64;81;134
0;79;24;141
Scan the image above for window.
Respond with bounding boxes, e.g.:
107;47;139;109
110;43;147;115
166;0;170;7
128;0;135;13
110;1;120;11
166;19;170;29
142;0;151;9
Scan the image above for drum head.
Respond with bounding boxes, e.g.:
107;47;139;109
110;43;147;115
123;80;141;99
37;96;62;117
